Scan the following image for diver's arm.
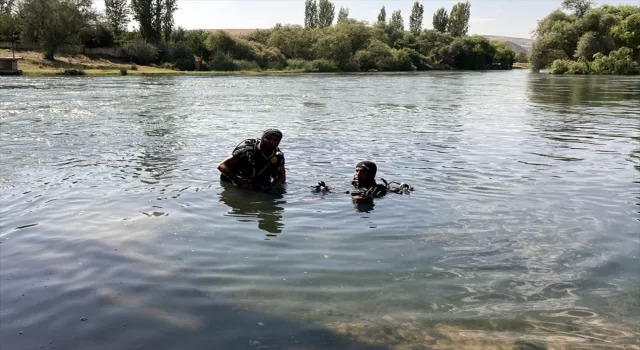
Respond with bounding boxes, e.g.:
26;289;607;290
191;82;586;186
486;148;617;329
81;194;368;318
217;156;248;183
278;165;286;184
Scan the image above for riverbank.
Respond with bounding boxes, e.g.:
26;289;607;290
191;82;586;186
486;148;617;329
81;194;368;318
0;49;307;76
1;49;526;76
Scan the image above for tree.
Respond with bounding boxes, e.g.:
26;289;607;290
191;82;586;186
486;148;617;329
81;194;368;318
131;0;157;42
529;32;569;71
612;13;640;60
562;0;593;18
104;0;129;35
317;0;335;28
131;0;175;43
377;6;386;23
448;1;470;37
574;31;613;60
432;8;449;33
162;0;178;42
409;1;424;35
0;0;16;13
390;10;404;32
337;6;348;24
304;0;317;28
19;0;90;60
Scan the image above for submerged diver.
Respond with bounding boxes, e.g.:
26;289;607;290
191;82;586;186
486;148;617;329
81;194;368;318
350;161;388;200
217;129;286;190
312;161;413;200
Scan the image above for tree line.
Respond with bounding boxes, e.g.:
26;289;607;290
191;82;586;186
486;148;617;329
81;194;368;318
530;0;640;75
0;0;516;72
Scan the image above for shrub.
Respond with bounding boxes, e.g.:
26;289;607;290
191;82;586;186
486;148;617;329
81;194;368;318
208;51;238;71
59;68;86;76
122;40;159;65
234;60;261;71
308;59;339;72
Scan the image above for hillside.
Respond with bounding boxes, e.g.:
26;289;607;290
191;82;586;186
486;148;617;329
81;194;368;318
482;35;533;51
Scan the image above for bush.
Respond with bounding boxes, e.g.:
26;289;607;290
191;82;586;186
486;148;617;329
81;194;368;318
400;48;433;70
205;30;287;69
286;59;312;71
389;49;417;71
59;68;86;76
80;21;115;49
234;60;261;71
122;40;159;65
120;68;127;75
309;59;339;72
515;52;529;63
549;59;591;74
208;51;238;71
354;40;395;71
130;64;138;70
591;47;640;75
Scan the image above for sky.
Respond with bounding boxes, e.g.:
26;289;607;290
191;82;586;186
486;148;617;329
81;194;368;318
92;0;640;39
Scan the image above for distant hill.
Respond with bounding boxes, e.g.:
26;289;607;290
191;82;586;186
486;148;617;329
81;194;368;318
206;29;534;52
482;35;533;52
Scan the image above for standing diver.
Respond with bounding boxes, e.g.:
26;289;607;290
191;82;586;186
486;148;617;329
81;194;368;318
217;129;286;190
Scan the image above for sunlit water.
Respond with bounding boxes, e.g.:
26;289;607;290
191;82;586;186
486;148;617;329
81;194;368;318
1;71;639;349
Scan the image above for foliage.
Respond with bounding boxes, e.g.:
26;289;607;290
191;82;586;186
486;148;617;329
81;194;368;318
304;0;318;28
0;0;17;14
206;30;287;69
317;0;335;28
433;8;449;33
0;11;20;42
409;1;424;35
122;39;158;65
19;0;91;60
80;19;115;48
184;29;209;58
530;3;640;74
448;1;471;37
562;0;593;17
377;6;386;23
389;10;404;32
337;6;348;24
104;0;129;35
515;52;529;63
591;47;639;74
131;0;176;43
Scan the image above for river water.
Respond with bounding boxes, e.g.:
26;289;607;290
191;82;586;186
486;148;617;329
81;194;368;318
1;71;639;349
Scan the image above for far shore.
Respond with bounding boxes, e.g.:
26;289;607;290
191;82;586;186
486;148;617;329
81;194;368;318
1;49;530;76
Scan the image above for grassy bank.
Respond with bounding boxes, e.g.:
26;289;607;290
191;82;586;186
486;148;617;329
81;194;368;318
0;49;305;76
2;49;528;76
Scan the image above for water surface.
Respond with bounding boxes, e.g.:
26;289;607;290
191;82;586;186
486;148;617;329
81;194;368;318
1;71;639;349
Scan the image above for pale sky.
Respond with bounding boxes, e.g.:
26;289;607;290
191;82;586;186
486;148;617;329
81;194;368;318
92;0;640;39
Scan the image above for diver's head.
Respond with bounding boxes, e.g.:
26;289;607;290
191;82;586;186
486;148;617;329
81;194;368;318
354;161;377;186
261;129;282;152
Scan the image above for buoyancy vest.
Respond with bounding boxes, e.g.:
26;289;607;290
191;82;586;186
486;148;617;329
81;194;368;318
231;138;285;183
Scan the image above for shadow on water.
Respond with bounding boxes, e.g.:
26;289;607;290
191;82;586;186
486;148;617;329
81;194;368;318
0;239;388;350
218;181;286;238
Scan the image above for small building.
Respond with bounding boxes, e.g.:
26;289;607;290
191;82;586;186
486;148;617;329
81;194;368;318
0;57;23;75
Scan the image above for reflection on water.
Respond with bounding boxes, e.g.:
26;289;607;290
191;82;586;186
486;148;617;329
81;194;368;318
218;181;285;237
0;72;638;350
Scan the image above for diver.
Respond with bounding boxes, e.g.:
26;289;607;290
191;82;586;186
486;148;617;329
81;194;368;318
312;161;414;200
350;161;388;200
217;129;286;191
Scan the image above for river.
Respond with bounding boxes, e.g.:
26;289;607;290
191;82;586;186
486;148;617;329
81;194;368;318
1;71;639;349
